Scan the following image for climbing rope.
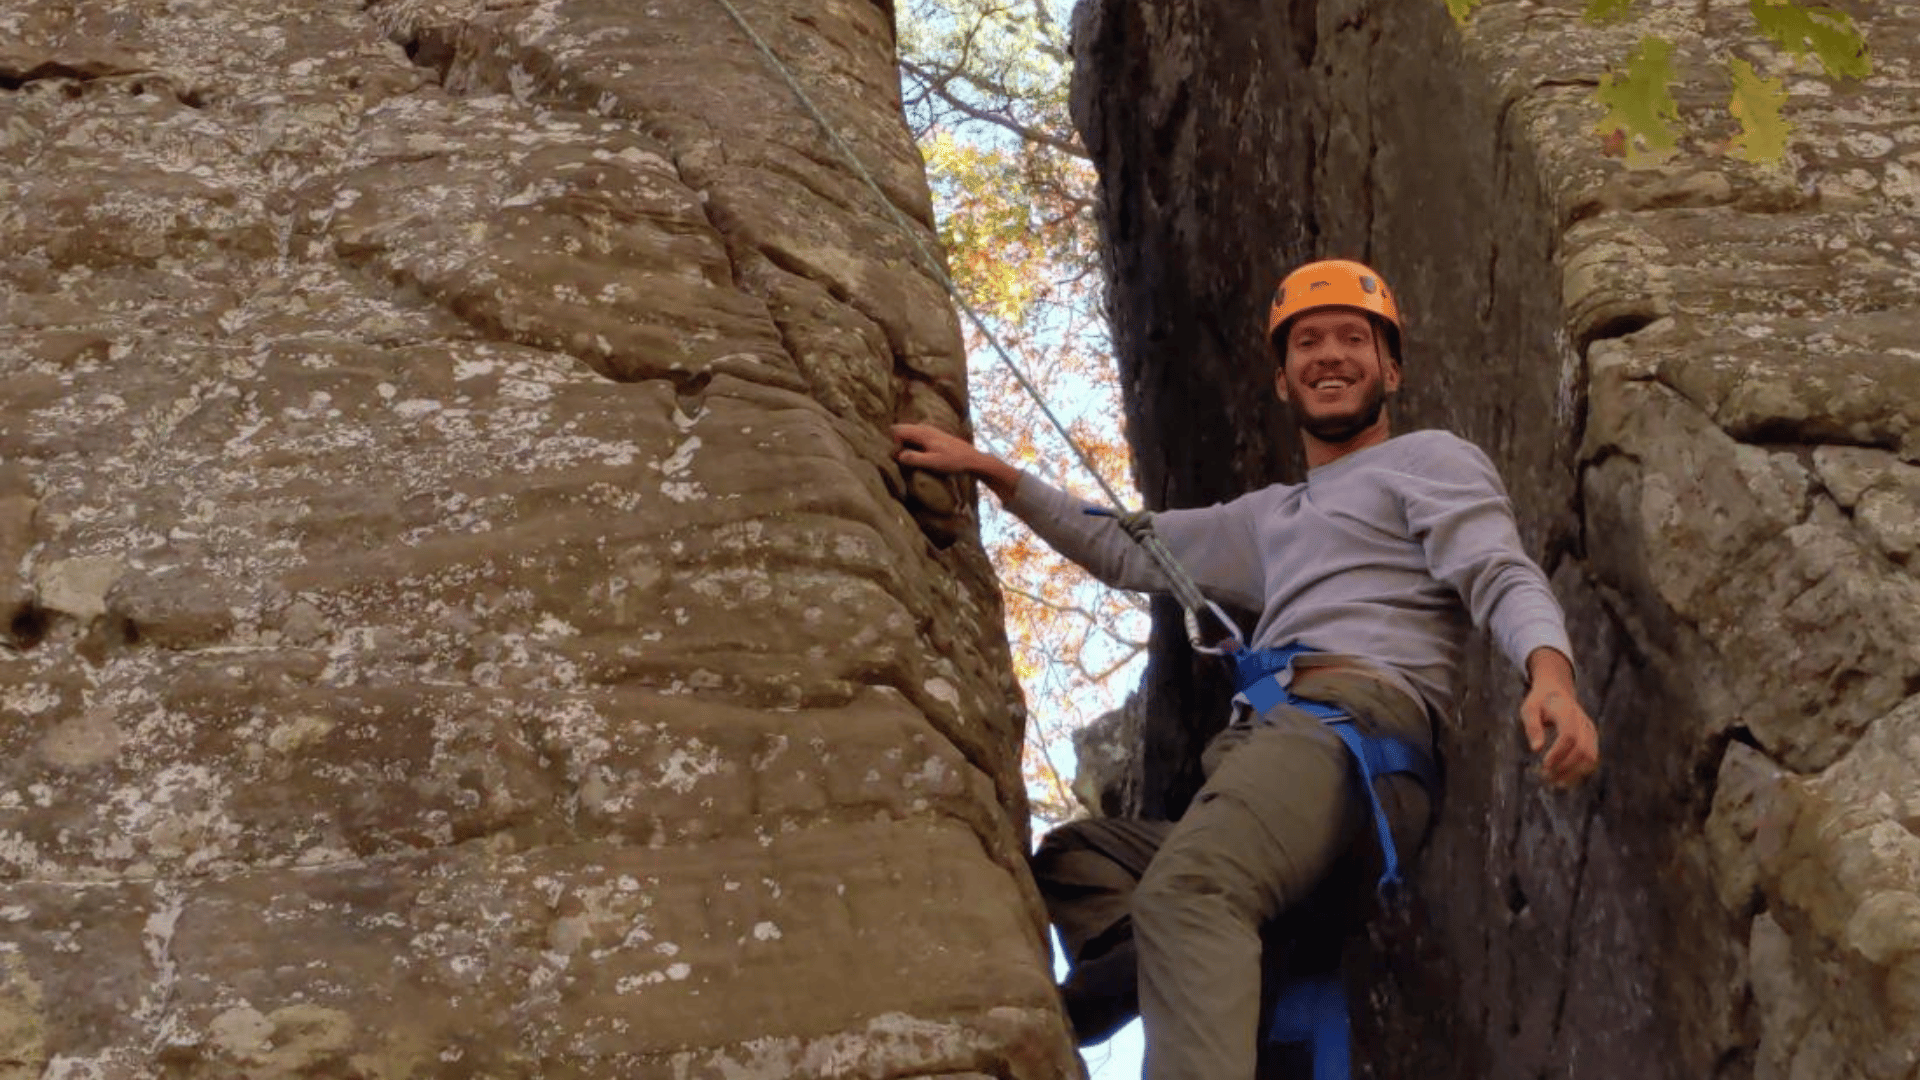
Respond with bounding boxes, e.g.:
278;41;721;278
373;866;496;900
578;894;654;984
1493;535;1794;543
710;0;1117;506
708;0;1244;651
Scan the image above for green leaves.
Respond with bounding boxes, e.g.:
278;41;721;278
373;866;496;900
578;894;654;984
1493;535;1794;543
1438;0;1875;165
1594;37;1680;163
1748;0;1872;80
1726;58;1791;163
1582;0;1636;23
1722;0;1870;164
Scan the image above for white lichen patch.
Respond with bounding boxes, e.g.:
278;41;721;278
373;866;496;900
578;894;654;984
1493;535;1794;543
687;566;774;604
103;763;241;869
454;358;500;381
265;714;334;755
208;1004;274;1055
657;435;701;477
131;889;185;1028
922;677;961;711
615;972;667;992
501;378;555;402
32;556;127;620
663;1011;1017;1078
656;742;724;794
903;756;953;794
2;684;64;717
0;832;52;877
1843;131;1897;159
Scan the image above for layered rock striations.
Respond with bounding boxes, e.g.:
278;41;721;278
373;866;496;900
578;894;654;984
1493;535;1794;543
0;1;1074;1076
1073;0;1920;1076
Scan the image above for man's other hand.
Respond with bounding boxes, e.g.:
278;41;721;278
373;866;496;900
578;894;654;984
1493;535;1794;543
1521;647;1601;788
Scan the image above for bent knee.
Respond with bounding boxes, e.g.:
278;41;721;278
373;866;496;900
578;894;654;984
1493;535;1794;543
1134;859;1264;933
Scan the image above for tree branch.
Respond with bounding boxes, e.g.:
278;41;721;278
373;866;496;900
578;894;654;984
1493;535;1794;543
1025;729;1080;825
1003;583;1147;631
900;57;1089;159
1025;0;1073;64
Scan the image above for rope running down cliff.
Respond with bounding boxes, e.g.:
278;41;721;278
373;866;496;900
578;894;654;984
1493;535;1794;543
709;0;1238;648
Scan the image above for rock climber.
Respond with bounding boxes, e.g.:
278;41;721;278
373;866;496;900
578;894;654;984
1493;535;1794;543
890;258;1600;1080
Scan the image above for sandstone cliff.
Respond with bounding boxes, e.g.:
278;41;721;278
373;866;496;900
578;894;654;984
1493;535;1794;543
1073;0;1920;1076
0;1;1076;1076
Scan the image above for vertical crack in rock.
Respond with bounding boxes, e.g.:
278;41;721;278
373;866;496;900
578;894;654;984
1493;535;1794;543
1546;796;1600;1042
1360;15;1380;256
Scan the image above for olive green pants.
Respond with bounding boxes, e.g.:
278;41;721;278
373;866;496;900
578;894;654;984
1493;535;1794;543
1030;669;1433;1080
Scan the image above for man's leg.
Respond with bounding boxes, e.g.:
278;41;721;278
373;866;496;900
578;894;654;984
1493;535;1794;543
1289;668;1436;883
1132;711;1366;1080
1030;817;1171;1044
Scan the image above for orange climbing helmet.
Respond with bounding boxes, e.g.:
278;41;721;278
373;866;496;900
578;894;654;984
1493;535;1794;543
1267;259;1402;362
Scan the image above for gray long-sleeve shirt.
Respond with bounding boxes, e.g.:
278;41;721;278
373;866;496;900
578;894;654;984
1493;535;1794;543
1003;429;1572;720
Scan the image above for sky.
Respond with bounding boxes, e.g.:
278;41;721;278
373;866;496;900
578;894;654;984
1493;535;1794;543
1085;1020;1145;1079
1052;931;1145;1079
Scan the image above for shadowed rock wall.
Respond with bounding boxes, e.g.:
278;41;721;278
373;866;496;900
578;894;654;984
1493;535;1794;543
0;1;1077;1076
1073;0;1920;1076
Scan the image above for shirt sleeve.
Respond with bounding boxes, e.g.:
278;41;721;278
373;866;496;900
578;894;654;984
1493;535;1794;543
1001;472;1266;610
1397;437;1574;676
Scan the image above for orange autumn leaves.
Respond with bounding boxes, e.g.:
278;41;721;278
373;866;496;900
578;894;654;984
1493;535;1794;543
902;0;1142;823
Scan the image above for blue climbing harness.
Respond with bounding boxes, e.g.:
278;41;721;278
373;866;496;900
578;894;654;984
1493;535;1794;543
1228;641;1439;1080
1229;642;1438;893
1077;506;1438;1078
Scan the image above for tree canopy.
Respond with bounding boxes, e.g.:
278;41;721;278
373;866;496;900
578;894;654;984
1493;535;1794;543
899;0;1142;824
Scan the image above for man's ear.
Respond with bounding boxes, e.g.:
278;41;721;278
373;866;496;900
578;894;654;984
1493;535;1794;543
1273;362;1290;405
1376;324;1403;395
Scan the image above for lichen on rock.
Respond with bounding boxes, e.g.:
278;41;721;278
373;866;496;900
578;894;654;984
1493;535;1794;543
0;0;1069;1076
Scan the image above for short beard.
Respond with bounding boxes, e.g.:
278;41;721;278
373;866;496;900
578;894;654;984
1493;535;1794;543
1297;380;1388;444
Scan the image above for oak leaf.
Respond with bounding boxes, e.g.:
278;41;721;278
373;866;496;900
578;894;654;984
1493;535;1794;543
1726;58;1792;163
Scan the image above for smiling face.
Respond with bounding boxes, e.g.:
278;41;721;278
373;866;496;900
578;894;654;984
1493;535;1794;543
1275;307;1402;462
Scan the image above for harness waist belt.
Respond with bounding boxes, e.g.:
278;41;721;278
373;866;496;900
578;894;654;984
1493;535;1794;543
1231;644;1440;844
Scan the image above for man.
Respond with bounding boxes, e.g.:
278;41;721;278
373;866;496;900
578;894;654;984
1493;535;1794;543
892;258;1600;1080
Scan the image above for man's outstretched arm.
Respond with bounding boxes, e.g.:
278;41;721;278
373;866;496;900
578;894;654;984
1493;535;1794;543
892;423;1022;501
891;422;1216;598
1521;646;1601;788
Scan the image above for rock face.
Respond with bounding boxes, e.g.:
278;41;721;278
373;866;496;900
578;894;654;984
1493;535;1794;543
1070;689;1144;818
0;1;1076;1076
1073;0;1920;1076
